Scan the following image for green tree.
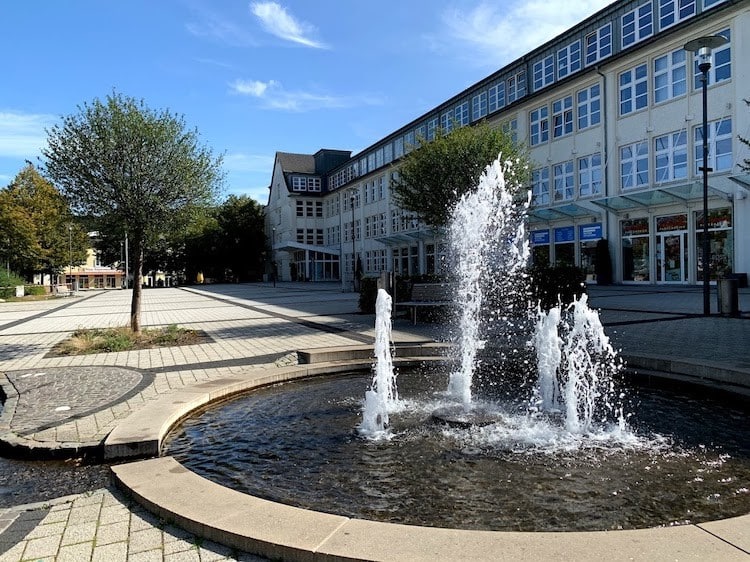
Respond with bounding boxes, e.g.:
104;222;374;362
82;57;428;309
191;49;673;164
42;92;224;332
214;195;266;282
391;123;529;227
0;164;88;283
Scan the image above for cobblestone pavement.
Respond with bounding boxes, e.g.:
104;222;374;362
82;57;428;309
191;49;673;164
0;282;748;561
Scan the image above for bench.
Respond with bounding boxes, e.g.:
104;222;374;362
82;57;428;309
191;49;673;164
55;284;72;296
397;283;454;325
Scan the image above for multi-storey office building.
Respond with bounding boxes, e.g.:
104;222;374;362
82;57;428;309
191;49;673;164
265;0;749;287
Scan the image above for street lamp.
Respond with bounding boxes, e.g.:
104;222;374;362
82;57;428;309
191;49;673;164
68;224;73;291
272;227;276;288
684;34;728;316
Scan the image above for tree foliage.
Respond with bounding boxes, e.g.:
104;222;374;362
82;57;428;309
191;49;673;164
0;164;88;281
391;123;529;227
42;92;224;332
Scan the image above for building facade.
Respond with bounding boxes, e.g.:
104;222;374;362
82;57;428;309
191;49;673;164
265;0;749;288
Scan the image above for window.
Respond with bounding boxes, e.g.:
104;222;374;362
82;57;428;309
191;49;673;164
440;111;453;133
455;102;469;127
359;157;368;176
404;130;416;150
296;200;304;217
619;63;648;115
533;55;555;91
507;70;526;103
292;176;306;191
375;148;384;168
585;23;612;66
427;118;438;141
367;152;376;171
552;96;573;138
659;0;695;30
489;82;506;112
315;201;323;217
558;40;581;79
394;137;404;158
577;84;601;129
703;0;727;6
530;106;549;146
654;49;686;103
308;177;321;192
695;118;732;173
472;91;487;121
622;2;653;47
655;131;688;182
553;161;575;201
384;143;393;164
501;119;518;144
620;142;649;189
692;29;730;87
578;153;602;197
531;167;550;205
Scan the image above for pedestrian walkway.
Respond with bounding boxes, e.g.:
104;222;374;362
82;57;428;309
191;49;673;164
0;282;749;561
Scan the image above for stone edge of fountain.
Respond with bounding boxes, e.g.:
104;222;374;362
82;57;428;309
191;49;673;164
107;345;750;562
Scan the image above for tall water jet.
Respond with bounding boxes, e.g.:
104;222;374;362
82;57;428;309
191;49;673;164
359;288;399;437
447;157;530;409
532;306;563;413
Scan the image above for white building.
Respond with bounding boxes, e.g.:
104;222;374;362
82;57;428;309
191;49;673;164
265;0;749;288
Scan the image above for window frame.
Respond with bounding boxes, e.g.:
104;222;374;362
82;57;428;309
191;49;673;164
620;141;650;190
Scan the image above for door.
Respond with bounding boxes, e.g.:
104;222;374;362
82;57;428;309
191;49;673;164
657;233;687;283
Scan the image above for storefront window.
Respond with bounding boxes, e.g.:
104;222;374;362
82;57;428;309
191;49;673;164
696;208;733;281
578;223;602;278
554;226;575;266
530;229;551;266
621;218;650;281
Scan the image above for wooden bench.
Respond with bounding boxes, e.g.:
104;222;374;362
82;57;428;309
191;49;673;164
397;283;454;325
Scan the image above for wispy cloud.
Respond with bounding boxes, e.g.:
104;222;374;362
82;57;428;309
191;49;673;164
229;79;382;112
250;2;328;49
437;0;612;67
223;152;275;173
0;111;57;159
186;8;257;47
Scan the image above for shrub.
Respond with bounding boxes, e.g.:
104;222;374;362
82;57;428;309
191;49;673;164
24;285;47;296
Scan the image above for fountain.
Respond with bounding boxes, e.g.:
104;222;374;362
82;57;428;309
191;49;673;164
162;156;750;532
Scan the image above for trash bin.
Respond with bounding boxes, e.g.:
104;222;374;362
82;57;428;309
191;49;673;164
717;278;739;317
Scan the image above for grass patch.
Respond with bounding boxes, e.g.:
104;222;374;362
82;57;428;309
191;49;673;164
50;325;205;356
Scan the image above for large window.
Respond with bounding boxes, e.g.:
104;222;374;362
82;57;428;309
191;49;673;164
427;118;437;141
501;119;518;144
530;106;549;146
533;55;555;91
292;176;306;191
620;142;649;189
507;70;526;103
558;40;581;79
659;0;695;31
655;131;688;182
619;63;648;115
695;118;732;173
553;161;574;202
489;82;506;112
532;167;550;205
440;111;453;133
472;91;487;121
622;2;653;47
692;29;730;87
455;102;469;127
577;84;601;130
585;23;612;66
654;49;686;103
622;218;650;282
552;96;573;138
578;153;602;197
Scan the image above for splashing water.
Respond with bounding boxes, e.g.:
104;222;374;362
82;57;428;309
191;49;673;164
360;289;399;437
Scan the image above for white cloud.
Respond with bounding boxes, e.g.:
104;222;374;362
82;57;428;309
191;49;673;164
186;9;257;47
229;79;383;112
0;111;57;159
438;0;612;67
223;152;274;173
250;2;328;49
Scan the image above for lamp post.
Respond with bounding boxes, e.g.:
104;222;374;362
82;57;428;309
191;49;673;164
684;35;728;316
68;224;73;290
272;227;276;287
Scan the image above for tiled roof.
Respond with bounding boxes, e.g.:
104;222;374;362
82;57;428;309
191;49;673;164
277;152;316;174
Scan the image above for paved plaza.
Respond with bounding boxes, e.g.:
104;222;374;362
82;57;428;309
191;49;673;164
0;282;749;561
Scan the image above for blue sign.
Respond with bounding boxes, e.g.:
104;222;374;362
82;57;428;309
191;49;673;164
578;223;602;241
554;226;575;243
531;229;550;244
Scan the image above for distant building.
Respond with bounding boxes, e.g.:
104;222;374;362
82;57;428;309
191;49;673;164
265;0;749;287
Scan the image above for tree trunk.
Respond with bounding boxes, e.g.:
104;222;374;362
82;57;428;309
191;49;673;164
130;238;145;333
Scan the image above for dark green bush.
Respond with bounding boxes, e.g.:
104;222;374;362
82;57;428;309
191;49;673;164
24;285;46;296
529;263;587;310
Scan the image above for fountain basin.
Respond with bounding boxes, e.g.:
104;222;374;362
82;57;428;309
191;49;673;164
107;346;750;561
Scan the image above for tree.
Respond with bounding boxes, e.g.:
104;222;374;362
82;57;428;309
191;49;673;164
391;122;529;227
214;195;266;282
0;164;88;282
42;92;224;332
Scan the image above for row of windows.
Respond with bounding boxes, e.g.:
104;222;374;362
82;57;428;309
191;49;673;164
291;176;322;192
619;29;730;116
295;200;323;218
619;118;732;190
364;214;388;238
529;85;601;145
364;250;388;274
532;153;603;205
296;228;323;245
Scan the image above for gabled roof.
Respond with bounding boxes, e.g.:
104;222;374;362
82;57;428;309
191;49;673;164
276;152;315;174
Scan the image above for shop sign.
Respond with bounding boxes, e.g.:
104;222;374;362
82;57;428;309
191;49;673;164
578;223;602;241
621;217;649;236
696;208;732;229
531;229;550;244
554;226;575;243
656;214;687;232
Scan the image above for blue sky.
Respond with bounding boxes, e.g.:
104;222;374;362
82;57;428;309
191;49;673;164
1;0;612;204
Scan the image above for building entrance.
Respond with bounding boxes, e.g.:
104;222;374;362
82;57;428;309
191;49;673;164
656;232;688;283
